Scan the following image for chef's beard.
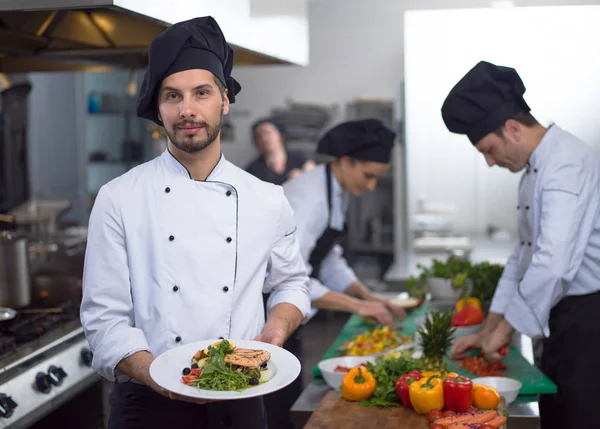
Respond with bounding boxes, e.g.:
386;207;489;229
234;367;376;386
166;108;223;154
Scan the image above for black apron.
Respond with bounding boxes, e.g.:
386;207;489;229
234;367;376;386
539;290;600;429
108;382;266;429
263;164;347;429
308;164;348;278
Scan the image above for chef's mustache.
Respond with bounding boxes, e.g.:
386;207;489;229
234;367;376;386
176;120;209;128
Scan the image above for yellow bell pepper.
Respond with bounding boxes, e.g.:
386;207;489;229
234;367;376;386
341;367;377;402
409;375;444;414
456;297;481;312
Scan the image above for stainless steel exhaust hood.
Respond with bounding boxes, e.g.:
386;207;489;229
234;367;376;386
0;0;299;73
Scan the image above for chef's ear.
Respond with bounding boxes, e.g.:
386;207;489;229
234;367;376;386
222;88;230;115
504;119;522;143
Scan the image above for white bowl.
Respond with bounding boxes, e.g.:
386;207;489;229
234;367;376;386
318;356;376;391
472;376;523;405
427;277;462;301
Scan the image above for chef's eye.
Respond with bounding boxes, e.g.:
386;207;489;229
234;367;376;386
197;89;209;97
166;92;179;100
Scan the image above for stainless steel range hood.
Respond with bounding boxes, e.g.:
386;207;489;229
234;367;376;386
0;0;304;73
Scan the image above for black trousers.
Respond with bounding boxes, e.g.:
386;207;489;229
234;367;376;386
539;291;600;429
108;383;267;429
262;325;304;429
261;293;304;429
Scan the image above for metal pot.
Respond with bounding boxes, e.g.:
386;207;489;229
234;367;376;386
0;230;32;308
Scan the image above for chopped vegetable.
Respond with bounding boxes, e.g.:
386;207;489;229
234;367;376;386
458;356;507;376
338;326;412;356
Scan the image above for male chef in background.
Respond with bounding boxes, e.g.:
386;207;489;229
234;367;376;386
443;60;600;429
79;16;310;429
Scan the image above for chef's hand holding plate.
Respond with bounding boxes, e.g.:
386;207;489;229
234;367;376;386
254;329;285;348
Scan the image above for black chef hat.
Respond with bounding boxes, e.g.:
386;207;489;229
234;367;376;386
251;117;286;141
317;119;396;163
136;16;242;125
441;61;531;144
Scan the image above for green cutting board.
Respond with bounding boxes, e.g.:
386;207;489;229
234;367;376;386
446;346;556;395
312;304;557;396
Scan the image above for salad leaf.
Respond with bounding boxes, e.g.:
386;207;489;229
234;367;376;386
359;356;427;408
188;340;254;391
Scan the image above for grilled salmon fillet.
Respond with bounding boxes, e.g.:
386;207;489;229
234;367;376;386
224;348;271;368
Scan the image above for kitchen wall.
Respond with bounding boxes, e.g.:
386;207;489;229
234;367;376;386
404;5;600;235
228;0;600;246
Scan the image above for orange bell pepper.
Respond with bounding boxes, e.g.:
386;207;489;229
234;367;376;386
341;367;376;402
472;384;501;409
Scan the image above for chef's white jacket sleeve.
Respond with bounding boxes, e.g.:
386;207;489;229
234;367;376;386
80;186;150;382
505;162;598;338
489;242;521;314
317;244;359;294
264;189;311;318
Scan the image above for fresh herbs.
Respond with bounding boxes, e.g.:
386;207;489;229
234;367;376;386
418;310;455;371
359;356;430;408
188;340;255;391
406;256;504;313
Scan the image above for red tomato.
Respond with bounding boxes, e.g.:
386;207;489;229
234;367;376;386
442;410;457;417
430;424;445;429
479;425;495;429
427;409;442;423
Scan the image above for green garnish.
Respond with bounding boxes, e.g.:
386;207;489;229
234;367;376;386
186;340;261;391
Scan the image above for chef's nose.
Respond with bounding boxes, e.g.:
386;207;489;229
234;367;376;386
179;96;196;118
484;154;495;167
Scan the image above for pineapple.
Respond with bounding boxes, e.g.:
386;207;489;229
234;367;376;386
418;310;455;372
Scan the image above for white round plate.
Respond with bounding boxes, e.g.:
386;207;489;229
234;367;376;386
149;339;300;400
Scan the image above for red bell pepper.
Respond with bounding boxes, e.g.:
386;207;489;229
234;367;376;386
395;371;423;408
451;305;484;327
442;375;473;413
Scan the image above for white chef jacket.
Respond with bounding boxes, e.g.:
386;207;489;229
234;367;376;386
489;125;600;339
80;150;311;382
282;165;358;302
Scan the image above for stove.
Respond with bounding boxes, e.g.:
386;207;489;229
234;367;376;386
0;306;101;428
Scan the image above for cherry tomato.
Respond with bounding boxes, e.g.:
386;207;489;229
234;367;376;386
442;410;457;417
430;424;445;429
479;425;495;429
427;409;442;423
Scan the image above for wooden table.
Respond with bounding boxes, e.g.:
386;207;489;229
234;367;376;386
303;391;429;429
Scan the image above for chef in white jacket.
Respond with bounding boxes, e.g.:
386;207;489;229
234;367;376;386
79;16;310;429
443;61;600;429
284;119;408;324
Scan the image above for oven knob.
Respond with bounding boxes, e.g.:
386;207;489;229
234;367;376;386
81;348;93;367
47;365;67;386
0;393;17;418
35;373;51;394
